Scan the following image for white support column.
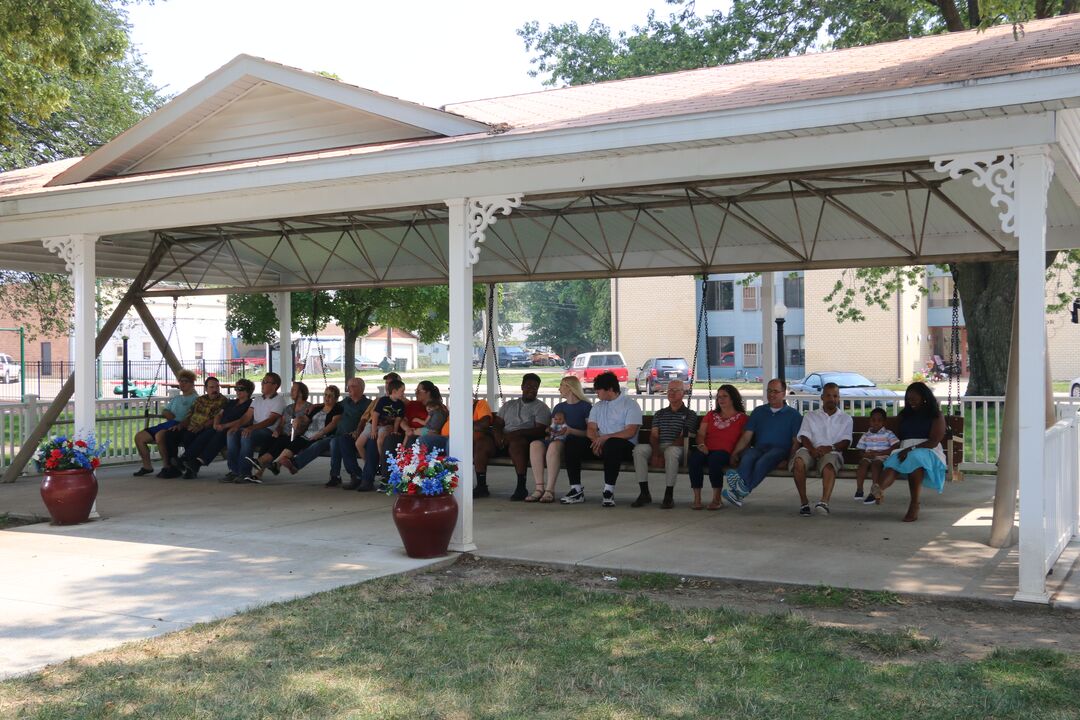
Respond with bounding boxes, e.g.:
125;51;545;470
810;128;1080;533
761;272;776;402
447;194;521;553
485;283;499;411
275;292;292;385
1013;146;1054;603
447;198;477;552
44;235;98;439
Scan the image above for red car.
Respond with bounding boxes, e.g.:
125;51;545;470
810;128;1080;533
229;348;267;368
564;351;629;391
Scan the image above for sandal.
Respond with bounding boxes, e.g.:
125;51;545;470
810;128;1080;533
538;490;555;503
707;499;724;511
690;501;704;510
523;489;544;503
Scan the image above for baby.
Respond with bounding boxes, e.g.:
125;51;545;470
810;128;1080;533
546;410;569;443
854;407;900;500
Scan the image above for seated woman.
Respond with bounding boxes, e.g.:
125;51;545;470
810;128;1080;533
133;369;199;477
527;376;591;503
279;385;344;481
245;381;312;482
864;381;946;522
689;384;748;510
402;385;448;447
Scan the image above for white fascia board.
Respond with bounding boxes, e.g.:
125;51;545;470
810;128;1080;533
13;66;1080;212
0;113;1061;245
50;55;490;186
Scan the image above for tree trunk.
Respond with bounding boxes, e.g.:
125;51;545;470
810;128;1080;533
953;259;1016;396
343;327;360;382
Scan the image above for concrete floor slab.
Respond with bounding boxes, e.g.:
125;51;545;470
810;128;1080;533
2;459;1078;679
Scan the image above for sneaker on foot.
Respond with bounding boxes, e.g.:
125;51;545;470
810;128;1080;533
245;457;262;473
863;491;879;505
799;504;812;517
721;487;743;508
356;479;375;492
510;487;529;501
660;495;675;509
724;469;741;493
268;461;281;476
220;472;238;484
630;492;652;508
133;467;154;477
601;490;616;507
473;485;490;499
854;489;864;500
325;476;342;488
814;501;830;515
561;487;585;504
244;475;262;485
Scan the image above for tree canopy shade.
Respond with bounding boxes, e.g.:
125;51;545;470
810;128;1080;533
519;0;1080;394
508;280;611;360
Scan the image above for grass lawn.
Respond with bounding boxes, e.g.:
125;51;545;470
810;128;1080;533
2;573;1077;719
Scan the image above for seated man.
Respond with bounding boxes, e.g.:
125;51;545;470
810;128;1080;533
789;382;852;517
331;377;374;490
180;378;255;478
421;397;497;499
225;372;285;483
489;373;550;501
564;371;641;507
132;369;199;476
723;378;803;509
158;376;227;478
631;379;697;508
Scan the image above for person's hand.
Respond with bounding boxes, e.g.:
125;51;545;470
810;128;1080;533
898;448;911;461
241;427;252;438
555;425;568;438
272;431;280;439
590;436;606;454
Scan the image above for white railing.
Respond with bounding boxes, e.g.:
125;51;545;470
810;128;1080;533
1039;417;1080;578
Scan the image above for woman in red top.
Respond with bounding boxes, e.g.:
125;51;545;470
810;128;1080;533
688;384;748;510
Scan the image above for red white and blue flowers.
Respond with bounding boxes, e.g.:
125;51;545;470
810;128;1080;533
383;441;459;496
35;434;108;472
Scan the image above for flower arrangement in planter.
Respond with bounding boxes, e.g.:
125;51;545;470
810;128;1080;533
35;434;108;472
383;441;460;497
36;434;109;525
384;441;460;558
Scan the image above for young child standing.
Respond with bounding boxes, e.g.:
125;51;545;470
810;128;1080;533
854;407;900;500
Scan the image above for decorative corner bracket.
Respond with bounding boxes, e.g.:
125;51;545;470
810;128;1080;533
42;236;76;272
932;153;1015;236
465;194;523;267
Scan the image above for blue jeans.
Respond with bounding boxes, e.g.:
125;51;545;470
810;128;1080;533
688;449;731;489
737;446;790;495
292;436;333;472
419;435;449;453
227;427;274;475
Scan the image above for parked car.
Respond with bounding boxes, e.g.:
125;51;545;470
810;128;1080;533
634;357;692;394
322;355;380;373
229;347;267;368
530;349;563;366
564;351;629;391
788;371;902;400
497;346;531;368
0;353;19;384
1071;376;1080;398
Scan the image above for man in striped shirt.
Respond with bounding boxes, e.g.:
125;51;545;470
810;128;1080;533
631;380;698;508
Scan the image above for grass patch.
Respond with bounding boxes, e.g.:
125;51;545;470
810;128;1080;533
2;575;1077;719
615;572;682;591
789;584;902;609
850;627;942;657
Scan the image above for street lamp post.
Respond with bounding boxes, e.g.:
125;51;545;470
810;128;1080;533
774;302;788;382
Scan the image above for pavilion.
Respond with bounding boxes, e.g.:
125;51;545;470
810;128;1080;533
1;16;1079;602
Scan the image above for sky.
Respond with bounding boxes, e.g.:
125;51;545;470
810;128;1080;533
127;0;731;108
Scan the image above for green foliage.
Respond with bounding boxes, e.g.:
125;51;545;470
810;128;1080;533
0;0;138;150
822;266;930;323
0;272;73;341
789;583;902;608
508;279;611;359
1046;249;1080;313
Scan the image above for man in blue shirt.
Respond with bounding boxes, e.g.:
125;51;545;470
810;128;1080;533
722;378;802;508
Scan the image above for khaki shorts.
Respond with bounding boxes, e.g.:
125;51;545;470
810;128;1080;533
789;447;843;475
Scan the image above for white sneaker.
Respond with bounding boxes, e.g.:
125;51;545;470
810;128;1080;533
602;490;616;507
814;501;830;515
560;487;585;504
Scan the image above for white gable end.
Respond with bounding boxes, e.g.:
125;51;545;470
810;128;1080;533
127;82;439;174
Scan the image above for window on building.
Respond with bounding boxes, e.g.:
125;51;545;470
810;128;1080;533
194;341;204;361
786;335;805;367
142;342;151;360
742;285;759;311
707;336;735;366
115;344;124;360
783;275;804;308
927;275;957;308
743;342;761;368
705;280;734;311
